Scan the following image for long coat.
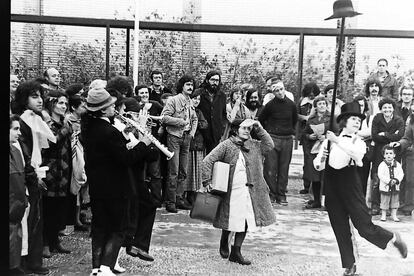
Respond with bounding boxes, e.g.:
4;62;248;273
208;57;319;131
201;125;276;230
400;119;414;210
10;145;28;269
82;117;153;199
371;113;405;173
41;117;72;197
196;87;227;151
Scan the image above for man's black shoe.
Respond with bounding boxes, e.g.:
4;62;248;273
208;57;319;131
343;264;356;275
74;224;89;232
9;267;26;276
305;202;321;209
299;189;309;194
393;232;408;258
50;243;71;254
126;246;154;262
25;266;49;275
176;201;192;210
166;204;177;213
278;199;288;206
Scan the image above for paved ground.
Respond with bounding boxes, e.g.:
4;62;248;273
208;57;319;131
42;149;414;275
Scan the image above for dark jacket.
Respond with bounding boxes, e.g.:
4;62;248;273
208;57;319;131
202;125;275;230
395;101;412;123
18;120;41;197
371;113;405;172
82;117;155;199
10;144;28;269
148;85;173;105
41;117;72;197
196;87;227;149
258;96;298;136
372;71;399;101
190;109;208;151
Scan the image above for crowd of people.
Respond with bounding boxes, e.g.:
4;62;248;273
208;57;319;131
9;57;413;276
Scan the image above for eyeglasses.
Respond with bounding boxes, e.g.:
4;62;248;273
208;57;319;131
209;78;220;83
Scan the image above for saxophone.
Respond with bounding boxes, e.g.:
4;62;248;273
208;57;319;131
114;110;174;160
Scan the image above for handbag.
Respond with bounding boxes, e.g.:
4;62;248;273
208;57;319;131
211;161;229;194
190;192;222;223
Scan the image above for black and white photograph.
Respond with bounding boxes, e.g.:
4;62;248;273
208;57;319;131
8;0;414;275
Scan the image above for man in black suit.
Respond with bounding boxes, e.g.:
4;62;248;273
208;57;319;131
81;87;157;276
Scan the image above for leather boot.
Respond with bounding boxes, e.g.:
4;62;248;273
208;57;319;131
219;232;229;258
229;245;251;265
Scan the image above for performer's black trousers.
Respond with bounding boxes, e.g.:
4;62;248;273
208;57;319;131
131;202;156;252
90;198;128;269
324;165;393;268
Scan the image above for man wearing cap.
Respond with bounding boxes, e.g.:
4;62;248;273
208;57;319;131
259;79;298;205
81;87;157;276
262;76;294;105
196;70;227;153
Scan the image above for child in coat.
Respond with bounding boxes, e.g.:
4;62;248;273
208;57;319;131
377;145;404;222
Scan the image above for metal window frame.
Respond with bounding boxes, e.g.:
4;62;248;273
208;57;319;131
10;14;414;82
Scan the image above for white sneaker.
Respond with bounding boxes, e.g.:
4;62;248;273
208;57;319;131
90;269;100;276
98;265;116;276
113;261;126;273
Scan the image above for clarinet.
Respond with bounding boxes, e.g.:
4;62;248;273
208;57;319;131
115;111;174;160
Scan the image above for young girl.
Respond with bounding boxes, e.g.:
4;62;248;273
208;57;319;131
377;145;404;222
314;102;408;276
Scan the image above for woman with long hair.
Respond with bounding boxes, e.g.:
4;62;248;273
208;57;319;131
41;90;73;256
297;82;320;194
221;87;253;141
202;118;275;265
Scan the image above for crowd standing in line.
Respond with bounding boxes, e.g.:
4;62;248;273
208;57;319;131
9;57;413;275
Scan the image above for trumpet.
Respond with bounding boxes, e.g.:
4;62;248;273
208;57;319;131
115;110;174;160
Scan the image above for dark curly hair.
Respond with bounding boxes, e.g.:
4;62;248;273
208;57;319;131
106;76;133;97
176;75;196;94
44;90;68;116
364;77;383;97
301;82;320;98
378;97;396;110
12;80;45;115
245;88;262;110
65;83;84;97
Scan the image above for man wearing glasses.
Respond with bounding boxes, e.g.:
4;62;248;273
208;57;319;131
396;86;414;123
259;78;298;206
196;70;227;153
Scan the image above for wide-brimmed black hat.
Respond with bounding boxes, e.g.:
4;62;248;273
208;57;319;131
336;102;366;123
325;0;362;20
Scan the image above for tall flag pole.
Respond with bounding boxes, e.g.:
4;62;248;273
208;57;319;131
133;0;140;87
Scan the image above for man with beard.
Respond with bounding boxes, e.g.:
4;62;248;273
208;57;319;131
245;88;263;120
195;71;227;153
161;75;198;213
259;78;298;206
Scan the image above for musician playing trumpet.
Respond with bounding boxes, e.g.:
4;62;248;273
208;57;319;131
81;87;158;276
161;75;198;213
